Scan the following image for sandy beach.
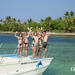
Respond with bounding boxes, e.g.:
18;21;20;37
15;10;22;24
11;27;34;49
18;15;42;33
0;31;15;34
0;31;75;36
47;32;75;36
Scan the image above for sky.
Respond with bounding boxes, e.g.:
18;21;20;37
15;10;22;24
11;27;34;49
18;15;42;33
0;0;75;22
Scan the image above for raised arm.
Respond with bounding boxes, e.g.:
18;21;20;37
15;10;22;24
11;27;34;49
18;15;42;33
15;31;18;38
27;27;33;37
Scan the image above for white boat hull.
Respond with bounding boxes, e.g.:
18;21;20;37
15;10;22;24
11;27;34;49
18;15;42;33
0;56;53;75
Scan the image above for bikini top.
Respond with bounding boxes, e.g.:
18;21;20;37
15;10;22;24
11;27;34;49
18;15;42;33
18;37;23;40
33;36;39;42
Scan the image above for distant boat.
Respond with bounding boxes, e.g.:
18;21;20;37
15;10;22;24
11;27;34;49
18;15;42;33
0;55;53;75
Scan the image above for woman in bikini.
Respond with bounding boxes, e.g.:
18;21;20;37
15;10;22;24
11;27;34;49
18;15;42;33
23;32;29;57
32;32;39;58
31;38;35;55
15;32;23;57
37;32;43;58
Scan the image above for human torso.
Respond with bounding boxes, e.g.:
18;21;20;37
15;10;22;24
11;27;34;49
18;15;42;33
23;36;29;43
18;37;23;44
33;36;39;43
43;35;48;42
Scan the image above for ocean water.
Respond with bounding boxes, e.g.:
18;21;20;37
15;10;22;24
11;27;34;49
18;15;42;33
0;34;75;75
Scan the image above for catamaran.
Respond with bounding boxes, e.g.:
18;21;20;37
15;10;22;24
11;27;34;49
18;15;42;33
0;54;53;75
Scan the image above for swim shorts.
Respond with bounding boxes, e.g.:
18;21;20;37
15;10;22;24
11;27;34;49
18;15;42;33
43;42;47;48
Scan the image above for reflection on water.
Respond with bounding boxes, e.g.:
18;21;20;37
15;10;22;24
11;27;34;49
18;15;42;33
0;34;75;75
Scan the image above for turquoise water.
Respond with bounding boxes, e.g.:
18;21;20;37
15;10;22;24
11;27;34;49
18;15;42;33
0;34;75;75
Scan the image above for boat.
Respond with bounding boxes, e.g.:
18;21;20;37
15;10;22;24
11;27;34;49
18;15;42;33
0;54;53;75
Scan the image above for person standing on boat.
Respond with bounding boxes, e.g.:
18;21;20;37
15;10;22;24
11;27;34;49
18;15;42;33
37;32;43;58
23;32;29;57
32;32;39;58
31;35;35;57
15;32;23;57
42;31;48;58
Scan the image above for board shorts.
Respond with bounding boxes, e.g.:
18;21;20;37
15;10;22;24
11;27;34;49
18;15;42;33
43;42;47;48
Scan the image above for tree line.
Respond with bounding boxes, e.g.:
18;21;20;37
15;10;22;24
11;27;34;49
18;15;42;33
0;11;75;32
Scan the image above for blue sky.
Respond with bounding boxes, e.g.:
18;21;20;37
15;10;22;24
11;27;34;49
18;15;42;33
0;0;75;22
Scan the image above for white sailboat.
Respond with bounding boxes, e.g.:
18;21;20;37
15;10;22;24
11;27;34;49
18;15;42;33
0;55;53;75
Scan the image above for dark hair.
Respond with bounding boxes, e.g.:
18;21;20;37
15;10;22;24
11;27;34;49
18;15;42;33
18;33;23;37
34;32;37;36
43;31;46;32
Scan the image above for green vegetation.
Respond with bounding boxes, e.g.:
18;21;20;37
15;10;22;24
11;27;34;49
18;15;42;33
0;11;75;32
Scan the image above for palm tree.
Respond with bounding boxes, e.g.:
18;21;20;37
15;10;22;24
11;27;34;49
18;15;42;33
0;19;3;30
40;19;44;23
27;18;33;24
17;19;21;25
5;16;11;24
0;19;3;24
69;11;74;26
12;18;16;23
43;17;52;31
64;11;69;17
24;21;27;25
45;16;52;22
70;11;74;17
57;17;62;23
24;21;27;28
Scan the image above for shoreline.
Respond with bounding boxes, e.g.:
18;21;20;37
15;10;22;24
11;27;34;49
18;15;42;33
0;31;75;36
47;32;75;36
0;32;15;34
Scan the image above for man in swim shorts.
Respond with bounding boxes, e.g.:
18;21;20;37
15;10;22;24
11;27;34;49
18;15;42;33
42;31;48;58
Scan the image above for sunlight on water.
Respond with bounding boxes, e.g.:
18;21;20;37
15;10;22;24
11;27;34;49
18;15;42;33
0;34;75;75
